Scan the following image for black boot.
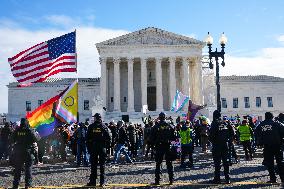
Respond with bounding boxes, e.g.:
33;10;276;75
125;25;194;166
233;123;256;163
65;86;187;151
225;176;231;184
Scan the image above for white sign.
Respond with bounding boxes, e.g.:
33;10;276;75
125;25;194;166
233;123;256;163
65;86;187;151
142;105;148;114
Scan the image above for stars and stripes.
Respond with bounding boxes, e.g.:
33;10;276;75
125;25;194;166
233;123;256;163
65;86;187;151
8;31;77;85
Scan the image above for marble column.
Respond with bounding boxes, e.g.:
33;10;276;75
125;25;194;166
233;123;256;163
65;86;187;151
188;58;194;99
127;57;135;112
156;57;163;111
113;58;121;112
141;58;147;111
169;57;176;109
182;57;190;96
100;57;107;109
194;56;204;105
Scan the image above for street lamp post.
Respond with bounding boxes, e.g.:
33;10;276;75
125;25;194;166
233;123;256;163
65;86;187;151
205;32;228;112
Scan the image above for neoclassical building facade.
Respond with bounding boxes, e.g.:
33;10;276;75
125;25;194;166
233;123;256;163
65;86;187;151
219;75;284;120
96;27;205;116
6;27;284;123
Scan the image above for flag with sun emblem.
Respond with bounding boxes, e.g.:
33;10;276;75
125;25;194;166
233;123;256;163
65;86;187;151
55;80;78;123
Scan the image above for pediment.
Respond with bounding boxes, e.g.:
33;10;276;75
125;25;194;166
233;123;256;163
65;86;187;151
96;27;204;46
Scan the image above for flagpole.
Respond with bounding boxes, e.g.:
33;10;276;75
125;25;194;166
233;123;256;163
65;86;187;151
74;29;79;123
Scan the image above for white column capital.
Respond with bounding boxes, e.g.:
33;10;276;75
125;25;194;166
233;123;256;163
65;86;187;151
113;57;121;64
168;57;177;63
100;57;107;64
156;57;163;63
127;57;135;64
189;56;202;64
140;57;149;62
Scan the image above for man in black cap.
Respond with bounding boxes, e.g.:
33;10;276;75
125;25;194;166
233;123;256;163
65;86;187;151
255;112;284;183
209;110;231;184
151;112;176;185
86;113;111;187
11;118;40;189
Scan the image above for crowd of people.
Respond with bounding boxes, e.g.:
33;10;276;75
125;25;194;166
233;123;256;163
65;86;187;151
1;111;284;188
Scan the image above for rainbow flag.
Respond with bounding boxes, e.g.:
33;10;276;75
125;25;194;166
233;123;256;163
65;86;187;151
55;80;78;123
171;90;190;113
26;94;62;137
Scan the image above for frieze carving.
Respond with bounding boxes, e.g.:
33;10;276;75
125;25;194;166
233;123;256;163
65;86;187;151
97;27;203;46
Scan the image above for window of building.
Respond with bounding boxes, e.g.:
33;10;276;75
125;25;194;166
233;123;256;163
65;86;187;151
84;100;89;110
124;97;127;102
111;97;113;102
221;98;227;108
233;98;238;108
267;97;273;107
244;97;250;108
38;100;43;107
256;97;261;107
26;101;31;111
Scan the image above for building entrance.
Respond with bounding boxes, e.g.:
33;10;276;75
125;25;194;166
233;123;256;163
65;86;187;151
147;86;156;111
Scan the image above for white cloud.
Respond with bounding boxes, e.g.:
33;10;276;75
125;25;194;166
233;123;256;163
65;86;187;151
278;35;284;42
44;15;80;28
220;47;284;77
0;21;128;113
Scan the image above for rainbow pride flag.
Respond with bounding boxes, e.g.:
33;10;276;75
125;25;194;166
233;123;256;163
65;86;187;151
171;90;190;113
26;94;62;137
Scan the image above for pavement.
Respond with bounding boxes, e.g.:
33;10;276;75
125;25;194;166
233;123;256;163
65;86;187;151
0;145;283;189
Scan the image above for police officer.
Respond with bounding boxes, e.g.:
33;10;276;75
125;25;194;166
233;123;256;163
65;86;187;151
11;118;40;189
255;112;284;183
151;112;176;185
209;110;231;184
86;113;111;187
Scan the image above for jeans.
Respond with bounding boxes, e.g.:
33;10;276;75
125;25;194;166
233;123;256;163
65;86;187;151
77;140;89;166
113;144;132;163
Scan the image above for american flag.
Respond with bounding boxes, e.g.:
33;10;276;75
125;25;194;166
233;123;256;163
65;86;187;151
8;31;77;85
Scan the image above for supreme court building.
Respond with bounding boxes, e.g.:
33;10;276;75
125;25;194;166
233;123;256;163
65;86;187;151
96;27;205;119
6;27;284;122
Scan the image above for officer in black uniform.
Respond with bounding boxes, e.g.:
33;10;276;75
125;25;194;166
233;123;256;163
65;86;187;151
11;118;40;189
86;113;111;187
255;112;284;183
151;112;176;185
209;110;231;184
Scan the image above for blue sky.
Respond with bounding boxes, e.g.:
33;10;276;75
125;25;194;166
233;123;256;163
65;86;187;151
0;0;284;113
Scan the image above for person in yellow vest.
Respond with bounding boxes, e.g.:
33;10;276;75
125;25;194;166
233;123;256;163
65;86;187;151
179;120;194;168
237;119;254;161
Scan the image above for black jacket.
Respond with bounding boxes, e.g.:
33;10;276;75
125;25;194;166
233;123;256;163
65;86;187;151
86;121;111;151
151;120;176;146
209;119;231;149
255;119;284;146
11;126;39;153
117;126;129;145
